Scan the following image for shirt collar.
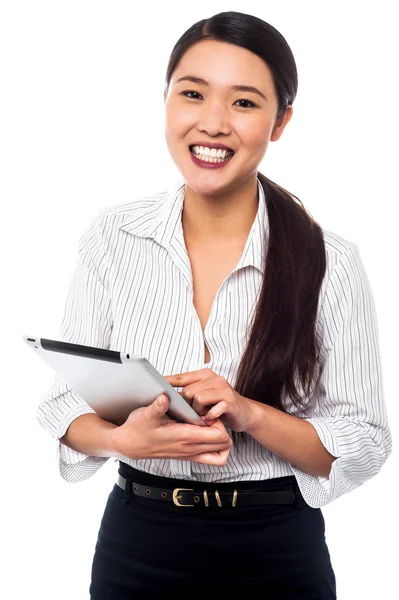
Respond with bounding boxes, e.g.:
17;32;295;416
120;175;268;274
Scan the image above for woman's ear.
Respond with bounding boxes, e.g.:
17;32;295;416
271;105;294;142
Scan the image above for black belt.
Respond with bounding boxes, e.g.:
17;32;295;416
117;474;297;508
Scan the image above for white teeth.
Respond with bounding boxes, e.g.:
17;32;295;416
192;145;233;157
191;145;234;161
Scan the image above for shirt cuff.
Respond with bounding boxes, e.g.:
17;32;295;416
56;401;109;482
58;446;108;482
290;417;342;508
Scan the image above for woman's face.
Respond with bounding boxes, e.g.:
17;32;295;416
164;39;292;196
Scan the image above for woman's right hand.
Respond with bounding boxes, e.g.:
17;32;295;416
110;394;232;466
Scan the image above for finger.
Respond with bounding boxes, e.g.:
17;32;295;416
204;401;229;422
181;382;218;404
184;437;232;453
190;389;221;416
165;368;214;388
203;417;217;426
183;447;231;466
174;421;230;445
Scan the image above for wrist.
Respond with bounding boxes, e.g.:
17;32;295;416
107;420;146;460
243;398;266;435
102;422;121;458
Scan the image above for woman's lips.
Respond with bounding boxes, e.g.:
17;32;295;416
189;147;234;169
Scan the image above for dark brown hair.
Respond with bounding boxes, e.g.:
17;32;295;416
164;12;327;429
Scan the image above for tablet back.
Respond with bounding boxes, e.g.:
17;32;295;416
23;336;205;426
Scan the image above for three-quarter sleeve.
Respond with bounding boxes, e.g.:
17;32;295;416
290;243;392;508
36;214;113;482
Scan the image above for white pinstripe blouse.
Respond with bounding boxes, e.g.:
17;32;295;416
37;176;392;508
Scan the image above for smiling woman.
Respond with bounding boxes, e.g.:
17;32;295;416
164;37;292;193
35;9;392;599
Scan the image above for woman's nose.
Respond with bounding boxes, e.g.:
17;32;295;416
197;106;231;136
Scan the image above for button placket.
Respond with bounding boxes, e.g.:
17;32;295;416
203;279;230;365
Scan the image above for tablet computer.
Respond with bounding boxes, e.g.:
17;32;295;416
23;336;206;427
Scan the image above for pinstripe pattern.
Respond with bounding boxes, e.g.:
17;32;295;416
37;176;392;508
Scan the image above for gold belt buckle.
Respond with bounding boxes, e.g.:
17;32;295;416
173;487;238;507
172;488;194;507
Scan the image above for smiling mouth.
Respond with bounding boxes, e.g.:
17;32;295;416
189;145;235;163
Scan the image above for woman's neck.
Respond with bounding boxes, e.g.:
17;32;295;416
182;176;259;245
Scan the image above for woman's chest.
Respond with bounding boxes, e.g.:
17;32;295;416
188;243;244;328
107;238;261;375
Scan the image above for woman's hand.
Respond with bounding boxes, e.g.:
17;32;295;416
165;368;256;433
110;394;232;466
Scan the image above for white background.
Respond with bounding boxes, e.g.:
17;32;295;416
1;1;398;598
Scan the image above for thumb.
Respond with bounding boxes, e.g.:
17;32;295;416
151;394;169;416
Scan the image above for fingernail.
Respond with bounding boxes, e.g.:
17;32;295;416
157;395;165;406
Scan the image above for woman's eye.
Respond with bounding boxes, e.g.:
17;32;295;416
181;91;202;100
180;91;257;108
235;99;257;108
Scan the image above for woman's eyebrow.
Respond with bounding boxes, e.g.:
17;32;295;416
174;75;267;102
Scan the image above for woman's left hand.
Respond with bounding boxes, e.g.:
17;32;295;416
165;368;255;433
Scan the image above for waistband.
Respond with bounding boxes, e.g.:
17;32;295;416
117;462;305;510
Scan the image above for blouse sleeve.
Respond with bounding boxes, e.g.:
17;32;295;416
290;243;393;508
36;214;113;482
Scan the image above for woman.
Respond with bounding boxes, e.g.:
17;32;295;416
37;11;392;598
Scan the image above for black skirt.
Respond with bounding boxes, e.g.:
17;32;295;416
89;462;337;599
